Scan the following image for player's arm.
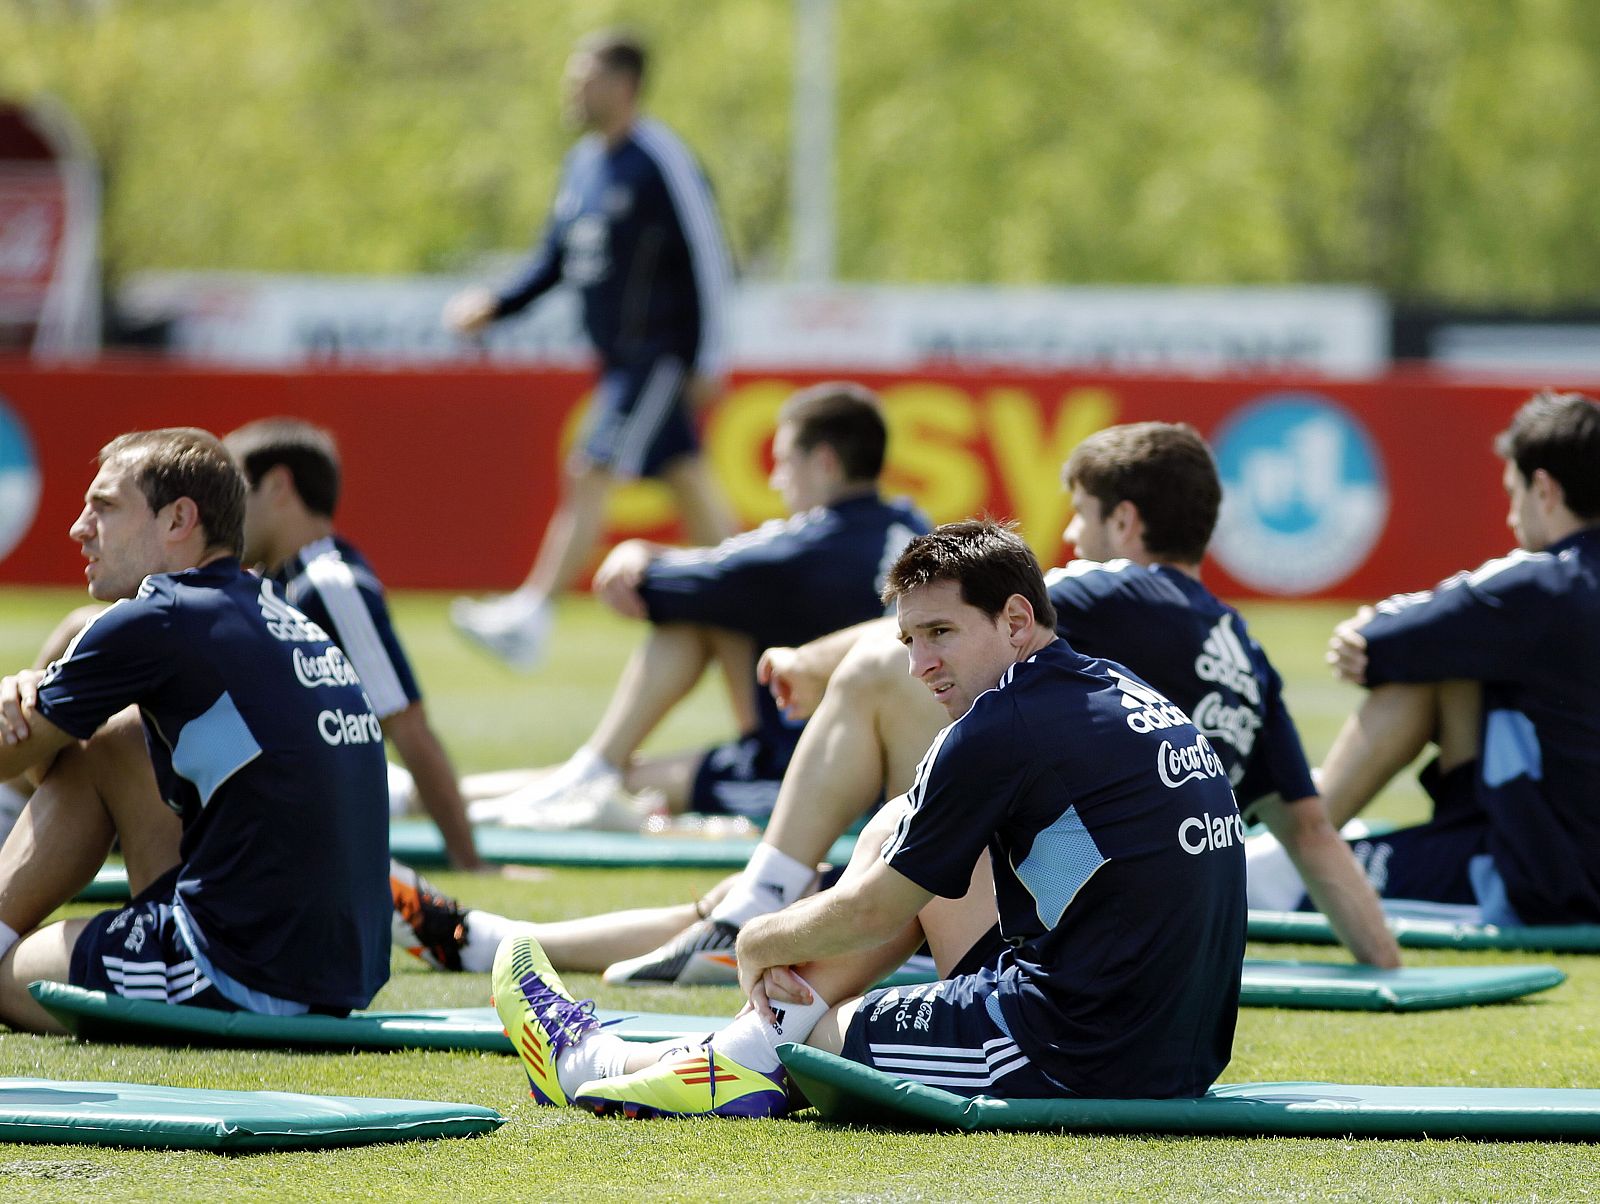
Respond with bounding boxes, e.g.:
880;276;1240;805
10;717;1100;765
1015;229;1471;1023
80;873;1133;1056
1251;794;1401;968
735;852;933;1007
382;703;484;873
0;671;76;783
647;135;734;399
757;617;896;721
592;539;674;620
1337;558;1555;688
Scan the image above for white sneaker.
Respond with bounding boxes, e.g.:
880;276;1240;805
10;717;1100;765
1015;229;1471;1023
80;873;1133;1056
450;592;551;671
479;771;651;832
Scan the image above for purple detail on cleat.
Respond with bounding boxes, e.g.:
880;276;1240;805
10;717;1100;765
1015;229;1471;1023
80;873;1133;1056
516;967;600;1057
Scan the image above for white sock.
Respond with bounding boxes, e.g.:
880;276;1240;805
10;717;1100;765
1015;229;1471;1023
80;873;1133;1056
461;909;540;974
555;1030;633;1097
1244;833;1309;911
0;920;20;964
704;974;830;1074
710;843;817;928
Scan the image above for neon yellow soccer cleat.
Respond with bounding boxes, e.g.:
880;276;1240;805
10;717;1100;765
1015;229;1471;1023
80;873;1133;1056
573;1039;789;1119
491;935;602;1107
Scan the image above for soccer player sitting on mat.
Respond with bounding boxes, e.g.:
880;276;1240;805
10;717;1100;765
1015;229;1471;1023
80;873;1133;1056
406;423;1396;976
1250;390;1600;927
0;429;391;1033
491;520;1246;1117
222;417;483;871
465;382;926;831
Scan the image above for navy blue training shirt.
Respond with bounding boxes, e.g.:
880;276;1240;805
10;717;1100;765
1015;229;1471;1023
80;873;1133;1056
1360;527;1600;924
638;493;928;753
36;560;392;1010
494;117;733;375
274;536;421;722
1046;560;1317;812
881;640;1245;1100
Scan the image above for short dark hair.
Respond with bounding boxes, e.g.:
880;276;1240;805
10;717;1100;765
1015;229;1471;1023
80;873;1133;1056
224;418;342;518
99;428;245;557
778;382;888;482
578;29;647;84
1063;422;1221;564
882;519;1057;629
1495;391;1600;520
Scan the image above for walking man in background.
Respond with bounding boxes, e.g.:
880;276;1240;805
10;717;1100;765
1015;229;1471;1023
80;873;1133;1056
446;28;737;670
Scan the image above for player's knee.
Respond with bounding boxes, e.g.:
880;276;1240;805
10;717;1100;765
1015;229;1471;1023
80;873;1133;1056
832;630;914;704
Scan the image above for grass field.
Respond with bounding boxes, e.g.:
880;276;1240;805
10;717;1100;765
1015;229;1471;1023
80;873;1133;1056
0;586;1594;1202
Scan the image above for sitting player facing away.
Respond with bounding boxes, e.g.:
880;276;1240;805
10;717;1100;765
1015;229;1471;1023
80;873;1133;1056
472;382;925;829
224;417;482;870
1253;390;1600;926
0;429;390;1032
492;521;1245;1117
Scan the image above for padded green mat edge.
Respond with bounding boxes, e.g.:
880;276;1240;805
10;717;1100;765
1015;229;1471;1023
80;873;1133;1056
777;1044;1600;1138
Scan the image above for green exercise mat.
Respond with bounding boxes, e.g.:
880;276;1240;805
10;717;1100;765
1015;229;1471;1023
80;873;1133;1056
776;1044;1600;1139
68;822;865;905
0;1077;502;1151
30;982;720;1053
72;865;132;904
30;951;1561;1062
389;819;858;869
1236;959;1563;1010
1248;909;1600;952
879;958;1563;1011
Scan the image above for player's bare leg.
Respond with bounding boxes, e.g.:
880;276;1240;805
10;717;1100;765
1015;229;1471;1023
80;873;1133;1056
0;708;182;1033
1318;680;1482;828
762;630;941;866
660;454;736;547
601;631;943;984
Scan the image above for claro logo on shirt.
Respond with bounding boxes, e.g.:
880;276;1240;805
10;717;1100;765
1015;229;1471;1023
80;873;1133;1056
318;707;382;746
1178;810;1247;855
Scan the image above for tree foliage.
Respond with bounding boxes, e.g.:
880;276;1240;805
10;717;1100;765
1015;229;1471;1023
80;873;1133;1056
4;0;1598;304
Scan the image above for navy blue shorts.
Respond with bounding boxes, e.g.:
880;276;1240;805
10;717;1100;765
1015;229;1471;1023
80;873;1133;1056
689;731;793;820
577;354;699;480
842;963;1070;1100
69;867;239;1010
1342;758;1491;906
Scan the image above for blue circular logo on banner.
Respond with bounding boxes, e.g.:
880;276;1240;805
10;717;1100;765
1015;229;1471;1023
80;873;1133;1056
1211;393;1388;594
0;395;42;566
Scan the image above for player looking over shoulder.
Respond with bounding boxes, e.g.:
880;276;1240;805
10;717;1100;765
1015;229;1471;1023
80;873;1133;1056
491;521;1245;1118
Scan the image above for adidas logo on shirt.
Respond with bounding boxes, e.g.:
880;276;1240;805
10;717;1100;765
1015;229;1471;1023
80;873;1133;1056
1108;669;1191;734
1194;615;1261;705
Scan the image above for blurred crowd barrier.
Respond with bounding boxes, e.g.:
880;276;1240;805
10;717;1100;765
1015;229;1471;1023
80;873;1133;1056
0;360;1561;600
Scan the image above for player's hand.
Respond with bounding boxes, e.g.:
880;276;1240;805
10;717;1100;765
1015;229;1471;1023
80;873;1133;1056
592;540;654;619
1326;605;1376;685
757;645;826;721
0;670;44;745
747;965;814;1025
686;374;726;411
443;287;498;336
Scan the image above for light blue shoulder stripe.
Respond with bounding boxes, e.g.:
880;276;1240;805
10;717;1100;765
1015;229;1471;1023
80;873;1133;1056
171;692;262;807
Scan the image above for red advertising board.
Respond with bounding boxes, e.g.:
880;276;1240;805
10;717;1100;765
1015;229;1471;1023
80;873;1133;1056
0;360;1549;600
